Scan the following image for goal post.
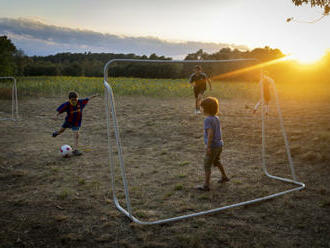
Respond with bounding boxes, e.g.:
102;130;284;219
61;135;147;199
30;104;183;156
103;59;305;225
0;76;18;121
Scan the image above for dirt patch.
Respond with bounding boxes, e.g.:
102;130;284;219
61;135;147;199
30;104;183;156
0;95;329;247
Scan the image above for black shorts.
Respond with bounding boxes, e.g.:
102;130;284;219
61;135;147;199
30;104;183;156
62;121;80;131
193;83;206;98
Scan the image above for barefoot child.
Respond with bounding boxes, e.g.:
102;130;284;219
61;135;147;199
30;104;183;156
196;97;229;191
52;91;97;155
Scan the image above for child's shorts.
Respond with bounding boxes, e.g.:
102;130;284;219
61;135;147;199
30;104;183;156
193;84;206;98
62;121;80;131
204;147;222;173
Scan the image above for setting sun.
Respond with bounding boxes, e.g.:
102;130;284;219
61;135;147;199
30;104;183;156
290;48;325;65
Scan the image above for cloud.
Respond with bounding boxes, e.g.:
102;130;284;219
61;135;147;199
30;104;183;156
0;17;248;57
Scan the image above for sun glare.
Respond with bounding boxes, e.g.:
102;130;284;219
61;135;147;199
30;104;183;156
290;48;325;65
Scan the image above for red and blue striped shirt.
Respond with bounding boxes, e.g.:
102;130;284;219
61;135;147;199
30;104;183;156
56;98;89;127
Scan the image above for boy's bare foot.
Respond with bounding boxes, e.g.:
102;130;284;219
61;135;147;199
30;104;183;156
195;185;210;191
218;177;230;183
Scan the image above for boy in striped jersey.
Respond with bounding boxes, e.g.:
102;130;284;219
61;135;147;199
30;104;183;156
52;91;97;155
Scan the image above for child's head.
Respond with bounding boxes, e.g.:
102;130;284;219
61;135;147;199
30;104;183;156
68;91;78;106
201;97;219;116
194;65;202;74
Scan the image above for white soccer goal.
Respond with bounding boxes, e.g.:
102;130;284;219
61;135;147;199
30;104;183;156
103;59;305;225
0;76;18;121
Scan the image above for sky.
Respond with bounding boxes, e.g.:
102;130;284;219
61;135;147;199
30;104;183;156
0;0;329;60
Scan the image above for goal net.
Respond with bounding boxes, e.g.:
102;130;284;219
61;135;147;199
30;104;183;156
103;59;305;225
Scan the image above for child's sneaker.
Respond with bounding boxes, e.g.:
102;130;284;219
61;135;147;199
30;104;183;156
72;150;82;156
52;131;59;137
195;109;201;114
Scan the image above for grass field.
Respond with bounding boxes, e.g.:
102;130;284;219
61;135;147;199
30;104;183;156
0;76;329;247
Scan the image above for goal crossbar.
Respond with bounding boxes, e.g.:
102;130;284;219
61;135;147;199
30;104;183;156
0;76;18;121
103;59;305;225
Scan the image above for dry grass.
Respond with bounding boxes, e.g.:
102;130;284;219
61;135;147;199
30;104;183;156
0;80;329;247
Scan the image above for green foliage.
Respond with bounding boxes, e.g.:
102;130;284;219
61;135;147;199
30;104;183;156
14;49;31;76
24;62;60;76
13;46;286;79
291;0;330;14
0;36;17;76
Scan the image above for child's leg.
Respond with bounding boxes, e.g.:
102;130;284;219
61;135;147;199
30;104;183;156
53;127;66;137
214;148;229;181
196;94;202;110
196;93;203;110
204;167;211;188
216;163;229;180
73;131;79;150
265;103;269;114
202;153;213;188
197;93;202;107
254;100;261;111
195;97;199;110
58;127;66;135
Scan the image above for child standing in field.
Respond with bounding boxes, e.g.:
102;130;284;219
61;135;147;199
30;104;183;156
52;91;98;155
189;65;212;114
196;97;229;191
253;72;274;115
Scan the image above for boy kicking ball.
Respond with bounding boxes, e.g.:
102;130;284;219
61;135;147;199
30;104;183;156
52;91;98;156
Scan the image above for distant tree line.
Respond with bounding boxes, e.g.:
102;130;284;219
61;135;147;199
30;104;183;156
0;36;288;80
1;35;329;83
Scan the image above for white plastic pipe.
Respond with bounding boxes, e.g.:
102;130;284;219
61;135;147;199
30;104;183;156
103;59;305;225
0;76;18;120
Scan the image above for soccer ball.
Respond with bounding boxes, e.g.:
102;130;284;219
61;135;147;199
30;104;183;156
60;144;72;157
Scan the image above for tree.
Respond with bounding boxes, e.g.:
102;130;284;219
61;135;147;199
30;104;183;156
0;36;17;76
291;0;330;14
14;49;31;76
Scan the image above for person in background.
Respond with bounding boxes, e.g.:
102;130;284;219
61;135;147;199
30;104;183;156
189;65;212;114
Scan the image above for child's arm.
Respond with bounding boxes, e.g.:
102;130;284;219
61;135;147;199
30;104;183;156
207;77;212;91
188;74;195;87
206;128;214;155
52;112;61;120
52;102;68;120
87;94;99;100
